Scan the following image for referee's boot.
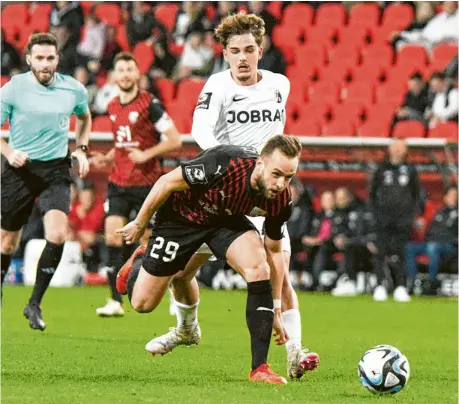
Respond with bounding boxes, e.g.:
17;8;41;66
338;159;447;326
116;244;146;295
23;301;46;331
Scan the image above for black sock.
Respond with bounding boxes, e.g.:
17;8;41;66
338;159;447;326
246;280;273;370
29;241;64;305
83;244;100;273
1;253;12;285
127;255;143;303
107;246;123;303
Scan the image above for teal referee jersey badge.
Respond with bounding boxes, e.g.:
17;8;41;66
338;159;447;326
59;115;70;129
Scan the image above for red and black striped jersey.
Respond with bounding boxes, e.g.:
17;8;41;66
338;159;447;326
158;145;292;240
107;90;173;187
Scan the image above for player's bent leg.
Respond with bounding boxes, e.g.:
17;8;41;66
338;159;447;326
130;266;171;313
99;215;126;316
225;231;286;384
1;229;22;286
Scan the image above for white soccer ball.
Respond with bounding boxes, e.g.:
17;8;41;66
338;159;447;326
358;344;410;395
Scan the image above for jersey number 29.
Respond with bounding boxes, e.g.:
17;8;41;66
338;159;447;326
150;236;179;262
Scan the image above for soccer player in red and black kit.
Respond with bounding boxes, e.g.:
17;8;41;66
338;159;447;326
91;52;181;316
116;135;302;384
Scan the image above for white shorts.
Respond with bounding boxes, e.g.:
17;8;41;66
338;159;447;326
196;216;291;255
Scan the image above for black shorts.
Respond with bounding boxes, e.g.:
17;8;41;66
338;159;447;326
105;182;152;220
142;216;257;277
1;157;72;232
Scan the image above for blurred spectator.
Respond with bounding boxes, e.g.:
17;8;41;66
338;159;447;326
56;25;79;75
287;181;314;282
1;30;21;76
173;2;210;46
92;70;118;116
74;67;97;108
149;39;177;79
174;31;214;81
444;54;458;85
76;13;107;69
126;1;167;49
257;35;286;75
212;2;237;28
393;73;428;126
101;26;122;72
395;1;458;50
390;1;433;44
49;1;84;47
68;181;105;274
248;1;277;37
406;187;458;295
301;190;335;291
370;139;420;302
426;71;459;125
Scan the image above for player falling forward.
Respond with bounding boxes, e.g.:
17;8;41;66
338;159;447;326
117;136;302;384
90;52;182;316
1;33;91;330
124;11;319;378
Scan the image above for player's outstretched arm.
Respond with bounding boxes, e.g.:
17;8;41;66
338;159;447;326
117;167;190;244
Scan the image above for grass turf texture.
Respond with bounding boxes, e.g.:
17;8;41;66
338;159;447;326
2;287;457;404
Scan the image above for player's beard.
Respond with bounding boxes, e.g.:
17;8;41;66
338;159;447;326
118;81;137;94
255;177;279;200
31;67;55;85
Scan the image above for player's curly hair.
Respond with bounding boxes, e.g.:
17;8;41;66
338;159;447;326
214;11;265;48
261;135;302;159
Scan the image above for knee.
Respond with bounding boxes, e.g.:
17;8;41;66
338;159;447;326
105;228;122;247
243;258;270;283
130;295;155;313
46;225;67;244
1;233;19;255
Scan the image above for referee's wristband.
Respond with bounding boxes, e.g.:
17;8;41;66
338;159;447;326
273;299;281;310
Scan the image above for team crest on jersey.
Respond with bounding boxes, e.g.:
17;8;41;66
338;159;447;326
250;207;267;217
129;111;139;124
398;174;409;186
274;90;282;103
196;92;212;110
59;116;69;129
185;164;207;184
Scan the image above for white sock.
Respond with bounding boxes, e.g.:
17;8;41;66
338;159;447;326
175;300;199;332
282;309;302;351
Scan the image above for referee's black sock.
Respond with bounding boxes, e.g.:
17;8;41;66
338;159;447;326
127;255;143;303
29;241;64;305
107;246;123;303
246;280;274;370
1;253;12;285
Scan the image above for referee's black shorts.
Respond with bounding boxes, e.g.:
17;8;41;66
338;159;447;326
1;157;72;232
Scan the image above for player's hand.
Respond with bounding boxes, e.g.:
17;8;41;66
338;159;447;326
273;310;289;345
7;149;29;168
126;148;150;164
89;151;108;169
71;149;90;178
116;221;146;245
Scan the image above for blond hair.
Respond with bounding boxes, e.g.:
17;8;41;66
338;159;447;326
214;11;265;48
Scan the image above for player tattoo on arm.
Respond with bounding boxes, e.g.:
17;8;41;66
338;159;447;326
116;167;190;244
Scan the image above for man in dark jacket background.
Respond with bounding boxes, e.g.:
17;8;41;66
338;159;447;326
370;139;421;302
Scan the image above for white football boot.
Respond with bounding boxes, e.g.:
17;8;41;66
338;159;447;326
145;324;201;355
373;285;388;302
287;346;320;379
331;280;357;296
393;286;411;302
96;299;125;317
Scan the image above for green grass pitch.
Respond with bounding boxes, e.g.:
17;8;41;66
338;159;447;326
1;286;457;404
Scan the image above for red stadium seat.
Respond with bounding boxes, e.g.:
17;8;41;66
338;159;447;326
1;4;28;29
332;103;366;128
348;3;381;29
1;120;10;130
358;120;390;137
132;42;154;75
296;103;332;125
272;26;302;63
430;44;459;72
116;24;130;51
288;117;321;136
318;64;354;86
392;121;426;138
352;64;386;86
381;3;414;31
266;1;283;20
92;116;113;132
69;115;77;131
375;82;406;107
343;82;374;105
337;26;371;47
155;78;175;105
154;4;179;32
366;104;398;125
428;122;458;141
315;3;346;29
80;1;94;16
328;44;361;67
361;44;394;69
322;121;355;137
167;102;192;133
308;82;340;106
282;3;314;27
1;76;9;87
176;78;206;114
306;25;338;47
95;4;121;26
397;45;428;67
29;4;52;32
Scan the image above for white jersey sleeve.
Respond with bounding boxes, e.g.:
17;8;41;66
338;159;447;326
191;74;225;150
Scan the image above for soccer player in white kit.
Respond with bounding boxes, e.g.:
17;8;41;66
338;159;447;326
141;11;320;379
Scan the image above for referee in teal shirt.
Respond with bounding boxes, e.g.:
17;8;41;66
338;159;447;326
1;33;92;330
